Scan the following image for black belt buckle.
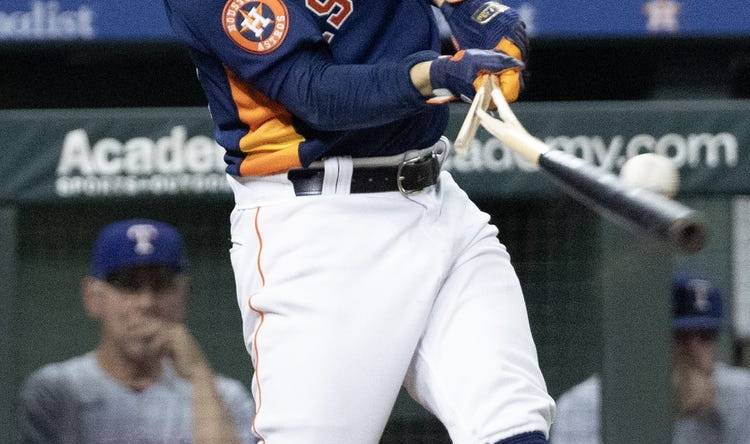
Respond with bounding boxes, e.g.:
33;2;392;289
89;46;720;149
397;151;440;195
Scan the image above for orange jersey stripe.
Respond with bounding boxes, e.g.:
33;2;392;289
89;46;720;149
226;68;304;176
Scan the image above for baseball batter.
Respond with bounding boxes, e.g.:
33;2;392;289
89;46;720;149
163;0;554;442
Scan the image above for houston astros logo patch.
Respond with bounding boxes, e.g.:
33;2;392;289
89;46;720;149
222;0;289;54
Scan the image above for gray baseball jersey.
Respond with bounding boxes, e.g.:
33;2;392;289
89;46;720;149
551;364;750;444
19;353;256;444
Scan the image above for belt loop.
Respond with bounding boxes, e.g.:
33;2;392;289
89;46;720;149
322;157;353;195
436;136;450;166
337;157;353;195
322;158;338;195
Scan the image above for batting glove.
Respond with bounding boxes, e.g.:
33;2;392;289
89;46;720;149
440;1;528;102
429;49;523;103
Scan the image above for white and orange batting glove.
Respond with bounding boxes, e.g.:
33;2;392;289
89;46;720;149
440;0;529;102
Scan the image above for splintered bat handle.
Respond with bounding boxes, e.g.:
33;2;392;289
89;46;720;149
454;76;493;154
476;108;546;164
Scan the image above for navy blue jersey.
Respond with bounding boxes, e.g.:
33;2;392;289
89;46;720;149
163;0;449;176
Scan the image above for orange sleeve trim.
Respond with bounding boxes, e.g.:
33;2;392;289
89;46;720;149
226;68;304;176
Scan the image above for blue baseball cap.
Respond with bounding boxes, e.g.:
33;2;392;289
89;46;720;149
672;274;723;332
90;219;185;280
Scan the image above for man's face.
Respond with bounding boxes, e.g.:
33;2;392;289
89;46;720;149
86;265;187;364
672;329;718;375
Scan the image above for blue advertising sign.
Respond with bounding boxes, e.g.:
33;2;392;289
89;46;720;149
0;0;173;41
505;0;750;38
0;0;749;41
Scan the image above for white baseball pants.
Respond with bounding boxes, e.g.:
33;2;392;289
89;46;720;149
227;157;554;444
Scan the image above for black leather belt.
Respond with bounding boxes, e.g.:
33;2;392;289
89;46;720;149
287;154;441;196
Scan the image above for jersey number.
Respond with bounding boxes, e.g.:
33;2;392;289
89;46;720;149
306;0;353;29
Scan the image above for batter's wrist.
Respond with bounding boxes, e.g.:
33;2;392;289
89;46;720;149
403;50;441;99
410;61;433;96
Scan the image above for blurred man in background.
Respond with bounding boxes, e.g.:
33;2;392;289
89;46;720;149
551;274;750;444
19;219;256;444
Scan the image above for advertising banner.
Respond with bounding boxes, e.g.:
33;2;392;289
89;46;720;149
0;109;223;201
505;0;750;38
0;0;172;41
0;101;747;203
1;1;748;41
445;101;747;200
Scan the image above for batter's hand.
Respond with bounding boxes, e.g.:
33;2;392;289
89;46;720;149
428;49;523;103
440;1;528;102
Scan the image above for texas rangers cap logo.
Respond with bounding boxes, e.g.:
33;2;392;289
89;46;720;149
222;0;289;54
127;224;158;255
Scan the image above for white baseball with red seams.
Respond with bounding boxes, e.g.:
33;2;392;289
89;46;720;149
225;140;554;444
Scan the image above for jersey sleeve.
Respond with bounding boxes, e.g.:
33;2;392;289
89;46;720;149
216;377;258;444
163;0;438;131
18;368;64;444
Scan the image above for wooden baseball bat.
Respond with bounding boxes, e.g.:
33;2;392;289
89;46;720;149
464;81;705;253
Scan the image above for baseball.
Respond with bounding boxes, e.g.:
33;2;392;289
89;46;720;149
619;153;680;197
